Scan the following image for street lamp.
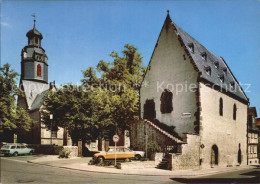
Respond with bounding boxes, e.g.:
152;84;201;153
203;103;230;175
50;114;53;145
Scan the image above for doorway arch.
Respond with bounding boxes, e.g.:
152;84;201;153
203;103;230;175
211;145;219;167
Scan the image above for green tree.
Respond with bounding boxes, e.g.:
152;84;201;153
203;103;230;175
41;44;145;146
41;84;101;145
0;63;32;139
82;44;145;134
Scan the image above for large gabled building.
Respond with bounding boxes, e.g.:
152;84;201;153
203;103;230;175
131;11;249;170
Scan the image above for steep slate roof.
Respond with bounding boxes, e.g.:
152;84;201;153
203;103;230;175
30;89;49;110
155;14;249;103
21;80;49;110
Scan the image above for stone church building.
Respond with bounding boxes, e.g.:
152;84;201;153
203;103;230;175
17;20;69;146
130;12;249;170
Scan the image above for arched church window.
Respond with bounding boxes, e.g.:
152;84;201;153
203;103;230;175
219;98;223;116
160;89;173;114
37;64;42;77
233;104;237;120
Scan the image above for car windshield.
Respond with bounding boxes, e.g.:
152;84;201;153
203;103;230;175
108;149;115;152
1;145;9;149
11;146;16;149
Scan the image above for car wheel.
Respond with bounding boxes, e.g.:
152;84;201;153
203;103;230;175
97;156;104;163
13;152;18;157
135;154;141;160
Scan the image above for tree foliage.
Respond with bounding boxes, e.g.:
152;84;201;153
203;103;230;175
41;85;100;145
82;44;146;132
0;63;32;135
41;44;145;144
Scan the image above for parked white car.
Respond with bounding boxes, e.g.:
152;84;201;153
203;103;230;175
133;150;145;160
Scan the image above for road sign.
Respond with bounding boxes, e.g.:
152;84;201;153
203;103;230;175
113;135;119;143
113;134;119;167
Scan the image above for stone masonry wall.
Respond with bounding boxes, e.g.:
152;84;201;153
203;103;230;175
171;134;200;170
63;146;78;157
130;120;175;152
199;83;248;168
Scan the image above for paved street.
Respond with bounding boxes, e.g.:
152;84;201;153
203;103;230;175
1;155;259;184
171;167;260;183
0;156;173;184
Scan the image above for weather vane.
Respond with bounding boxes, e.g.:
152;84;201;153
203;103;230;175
31;13;36;27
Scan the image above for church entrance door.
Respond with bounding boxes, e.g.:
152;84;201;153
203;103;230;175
211;145;218;167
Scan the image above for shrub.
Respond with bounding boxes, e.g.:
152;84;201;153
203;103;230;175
96;160;114;167
147;142;161;159
59;148;71;158
88;158;95;165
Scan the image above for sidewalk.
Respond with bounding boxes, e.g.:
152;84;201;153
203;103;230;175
28;155;256;177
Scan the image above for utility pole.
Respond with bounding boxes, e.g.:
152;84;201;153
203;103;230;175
50;114;53;145
145;123;148;159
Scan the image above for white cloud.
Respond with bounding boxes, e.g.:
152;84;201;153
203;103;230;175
1;21;11;28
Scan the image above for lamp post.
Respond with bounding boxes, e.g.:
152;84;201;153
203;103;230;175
50;114;53;145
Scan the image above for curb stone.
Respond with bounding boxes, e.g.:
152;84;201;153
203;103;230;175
27;160;255;177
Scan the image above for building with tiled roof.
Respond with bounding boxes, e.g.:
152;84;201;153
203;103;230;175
131;11;249;170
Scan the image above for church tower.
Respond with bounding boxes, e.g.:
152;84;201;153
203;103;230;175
17;17;68;146
21;18;48;83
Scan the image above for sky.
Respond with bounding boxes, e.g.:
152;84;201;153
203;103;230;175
1;0;260;114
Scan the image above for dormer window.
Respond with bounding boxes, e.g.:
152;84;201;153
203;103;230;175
214;61;219;69
201;52;207;60
230;81;235;89
188;43;194;53
223;68;227;75
204;66;211;76
219;75;224;83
